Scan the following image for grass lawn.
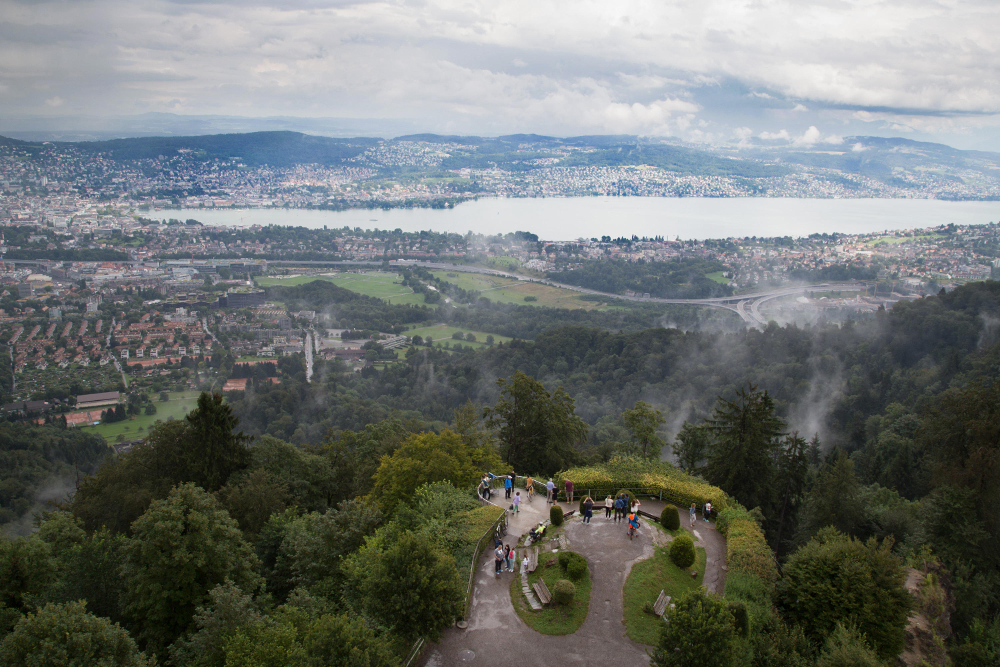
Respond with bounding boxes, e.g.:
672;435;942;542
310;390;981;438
256;272;427;306
509;551;592;635
706;271;730;285
77;391;201;442
404;323;511;350
431;271;616;311
623;542;707;646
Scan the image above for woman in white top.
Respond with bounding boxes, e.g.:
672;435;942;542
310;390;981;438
604;495;613;519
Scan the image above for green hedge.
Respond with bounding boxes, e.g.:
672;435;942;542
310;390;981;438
716;507;777;584
556;457;731;510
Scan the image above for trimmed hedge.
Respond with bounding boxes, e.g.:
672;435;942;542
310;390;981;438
661;505;680;531
717;507;778;584
553;579;575;606
556;457;731;510
550;505;564;526
669;533;696;569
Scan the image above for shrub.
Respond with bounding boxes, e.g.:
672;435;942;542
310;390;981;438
728;601;750;636
552;579;575;606
643;600;655;615
661;505;680;531
556;457;731;510
670;533;696;569
550;505;564;526
523;296;537;302
717;506;778;584
558;551;571;568
567;558;587;581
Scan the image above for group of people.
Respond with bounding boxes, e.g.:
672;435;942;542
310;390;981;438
493;540;525;577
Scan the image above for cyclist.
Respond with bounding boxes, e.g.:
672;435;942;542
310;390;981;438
627;511;639;540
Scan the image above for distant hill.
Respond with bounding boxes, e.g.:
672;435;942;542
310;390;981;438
58;131;380;167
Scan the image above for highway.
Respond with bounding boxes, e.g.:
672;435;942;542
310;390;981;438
266;258;868;328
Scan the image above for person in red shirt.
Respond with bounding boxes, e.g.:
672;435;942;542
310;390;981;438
564;479;574;503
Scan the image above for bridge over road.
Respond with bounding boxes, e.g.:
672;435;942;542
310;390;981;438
265;259;867;329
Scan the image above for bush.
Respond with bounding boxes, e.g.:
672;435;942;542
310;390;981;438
670;533;696;569
552;579;575;606
717;506;778;584
661;505;680;531
524;296;537;302
550;505;564;526
557;551;571;568
567;558;587;581
643;600;655;615
728;601;750;636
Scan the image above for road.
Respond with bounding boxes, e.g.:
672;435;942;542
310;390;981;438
107;317;129;388
263;258;867;328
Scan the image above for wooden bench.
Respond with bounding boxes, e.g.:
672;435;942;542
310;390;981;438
562;509;577;518
653;590;671;617
533;580;552;605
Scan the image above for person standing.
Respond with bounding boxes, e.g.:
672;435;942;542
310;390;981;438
705;500;712;522
506;544;515;572
526;476;534;501
613;494;624;522
583;496;594;523
494;544;504;578
504;475;512;500
546;478;555;504
513;491;521;514
564;478;575;504
689;503;697;527
605;495;613;519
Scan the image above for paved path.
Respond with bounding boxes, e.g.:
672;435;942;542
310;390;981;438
420;493;727;666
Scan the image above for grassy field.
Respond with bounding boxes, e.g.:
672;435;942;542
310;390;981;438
77;391;201;442
405;324;512;351
432;271;615;311
509;551;593;635
623;541;707;646
867;232;945;247
256;272;427;306
706;271;730;285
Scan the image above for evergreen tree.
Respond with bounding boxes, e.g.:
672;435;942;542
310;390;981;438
621;400;666;460
706;384;785;515
482;370;587;475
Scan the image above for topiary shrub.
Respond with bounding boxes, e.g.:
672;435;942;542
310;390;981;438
661;505;680;531
728;600;750;636
550;505;564;526
616;489;637;510
670;533;696;569
567;557;587;581
558;551;571;568
552;579;575;606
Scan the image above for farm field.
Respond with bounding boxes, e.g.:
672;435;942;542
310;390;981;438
256;272;427;306
77;391;201;442
432;271;616;310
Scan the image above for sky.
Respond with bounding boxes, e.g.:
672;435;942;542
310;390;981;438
1;0;999;149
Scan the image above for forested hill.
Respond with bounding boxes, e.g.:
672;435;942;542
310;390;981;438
58;131;379;167
549;257;734;299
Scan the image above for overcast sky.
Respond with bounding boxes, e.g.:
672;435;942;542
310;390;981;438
2;0;999;148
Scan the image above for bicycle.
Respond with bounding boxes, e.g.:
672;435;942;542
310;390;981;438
628;523;636;540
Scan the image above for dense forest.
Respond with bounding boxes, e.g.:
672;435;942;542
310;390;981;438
1;281;999;665
549;257;735;299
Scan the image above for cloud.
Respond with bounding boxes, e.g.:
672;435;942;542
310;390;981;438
0;0;999;142
759;129;790;141
44;96;64;107
852;142;867;152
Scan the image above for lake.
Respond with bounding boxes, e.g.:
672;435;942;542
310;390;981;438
154;197;1000;240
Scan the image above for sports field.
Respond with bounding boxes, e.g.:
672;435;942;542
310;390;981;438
77;391;202;442
256;272;427;306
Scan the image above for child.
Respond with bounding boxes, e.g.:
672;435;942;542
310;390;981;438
521;553;529;574
513;491;521;514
